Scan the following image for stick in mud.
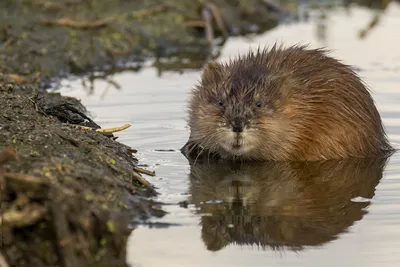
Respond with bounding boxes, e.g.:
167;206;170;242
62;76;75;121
67;123;131;134
42;17;116;29
131;171;153;189
133;167;156;177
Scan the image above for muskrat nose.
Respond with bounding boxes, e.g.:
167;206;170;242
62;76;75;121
231;119;245;133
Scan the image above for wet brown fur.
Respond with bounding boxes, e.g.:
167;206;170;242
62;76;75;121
185;44;394;161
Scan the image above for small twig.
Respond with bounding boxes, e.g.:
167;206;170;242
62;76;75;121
41;4;169;30
3;172;45;185
128;148;138;154
28;96;39;112
205;2;228;39
131;171;152;189
42;17;115;29
95;123;131;133
133;166;156;177
0;73;25;84
130;4;170;20
2;204;47;228
3;172;48;197
359;13;381;39
202;7;214;48
27;92;47;116
68;123;131;134
0;72;41;84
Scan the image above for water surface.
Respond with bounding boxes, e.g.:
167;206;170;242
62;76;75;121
60;4;400;267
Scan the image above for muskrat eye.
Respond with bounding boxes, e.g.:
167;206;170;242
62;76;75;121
218;100;224;107
256;100;263;108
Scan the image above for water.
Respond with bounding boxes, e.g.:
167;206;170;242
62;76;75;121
60;4;400;267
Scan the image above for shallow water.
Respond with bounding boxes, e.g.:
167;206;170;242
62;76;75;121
60;4;400;267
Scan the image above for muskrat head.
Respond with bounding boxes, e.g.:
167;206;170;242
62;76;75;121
188;56;291;160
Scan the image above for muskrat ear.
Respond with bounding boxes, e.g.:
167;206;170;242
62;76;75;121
201;61;224;86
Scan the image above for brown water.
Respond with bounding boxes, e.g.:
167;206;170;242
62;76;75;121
60;4;400;267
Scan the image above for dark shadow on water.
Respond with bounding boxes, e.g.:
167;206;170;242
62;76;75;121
186;156;391;252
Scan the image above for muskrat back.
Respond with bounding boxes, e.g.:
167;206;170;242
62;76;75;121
183;44;393;161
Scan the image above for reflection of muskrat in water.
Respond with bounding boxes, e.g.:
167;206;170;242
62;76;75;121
188;158;389;251
183;44;394;161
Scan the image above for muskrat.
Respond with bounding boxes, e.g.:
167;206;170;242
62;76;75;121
183;44;393;161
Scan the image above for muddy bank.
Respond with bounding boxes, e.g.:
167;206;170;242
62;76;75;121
0;81;166;267
0;1;288;267
0;0;284;79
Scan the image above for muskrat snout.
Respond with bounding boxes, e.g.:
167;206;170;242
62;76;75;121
231;117;245;133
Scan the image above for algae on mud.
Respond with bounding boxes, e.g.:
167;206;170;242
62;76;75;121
0;0;286;266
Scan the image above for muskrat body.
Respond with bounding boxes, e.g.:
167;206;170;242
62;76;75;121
183;44;393;161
